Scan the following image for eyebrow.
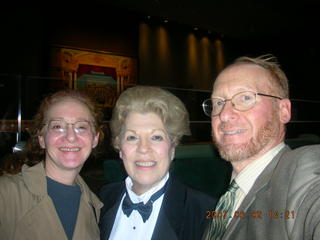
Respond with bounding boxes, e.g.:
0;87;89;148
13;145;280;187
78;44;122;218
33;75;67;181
48;118;91;122
212;88;256;98
124;129;167;135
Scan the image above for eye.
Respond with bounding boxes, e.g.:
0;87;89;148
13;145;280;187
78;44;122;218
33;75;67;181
151;135;164;141
239;93;254;103
243;95;252;101
75;121;90;132
49;121;64;131
126;135;138;141
212;99;225;107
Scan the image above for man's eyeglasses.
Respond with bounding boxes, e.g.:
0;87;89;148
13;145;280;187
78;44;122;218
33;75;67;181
202;91;283;117
44;119;93;135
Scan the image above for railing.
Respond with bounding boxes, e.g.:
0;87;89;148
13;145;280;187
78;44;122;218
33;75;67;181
1;73;320;158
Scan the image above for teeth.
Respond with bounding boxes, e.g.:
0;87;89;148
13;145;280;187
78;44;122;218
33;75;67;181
136;161;155;167
224;129;246;135
59;147;80;152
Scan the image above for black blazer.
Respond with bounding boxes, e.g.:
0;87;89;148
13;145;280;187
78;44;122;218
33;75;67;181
99;177;216;240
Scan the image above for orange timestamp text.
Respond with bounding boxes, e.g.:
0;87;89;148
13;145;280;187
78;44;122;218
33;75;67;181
205;210;295;220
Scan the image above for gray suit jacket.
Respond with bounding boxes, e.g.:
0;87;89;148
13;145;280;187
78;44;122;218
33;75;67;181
205;144;320;240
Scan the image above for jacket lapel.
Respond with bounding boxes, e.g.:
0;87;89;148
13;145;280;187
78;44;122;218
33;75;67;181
100;178;187;240
152;178;184;240
223;146;290;239
99;182;125;240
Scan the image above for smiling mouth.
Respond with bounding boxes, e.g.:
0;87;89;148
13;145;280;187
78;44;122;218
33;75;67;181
135;161;156;167
223;129;247;135
59;147;80;152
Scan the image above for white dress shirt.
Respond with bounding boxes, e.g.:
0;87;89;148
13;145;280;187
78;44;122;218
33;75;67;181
228;142;285;225
108;173;169;240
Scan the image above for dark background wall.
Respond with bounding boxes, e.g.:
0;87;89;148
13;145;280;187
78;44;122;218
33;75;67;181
1;3;319;99
0;2;320;146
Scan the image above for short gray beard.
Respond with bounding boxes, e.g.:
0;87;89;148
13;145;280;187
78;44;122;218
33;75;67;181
213;114;278;163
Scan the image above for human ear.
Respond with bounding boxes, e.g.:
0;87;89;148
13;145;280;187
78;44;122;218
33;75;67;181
92;133;100;148
38;135;46;149
170;148;175;161
279;99;291;123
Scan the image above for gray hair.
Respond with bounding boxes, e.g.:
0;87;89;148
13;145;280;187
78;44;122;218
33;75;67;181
110;86;191;149
233;54;289;98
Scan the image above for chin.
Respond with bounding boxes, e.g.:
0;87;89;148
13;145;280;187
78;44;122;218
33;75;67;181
60;160;84;169
214;117;278;162
217;142;250;162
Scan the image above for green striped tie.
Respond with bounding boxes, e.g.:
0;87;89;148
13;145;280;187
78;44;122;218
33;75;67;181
205;180;239;240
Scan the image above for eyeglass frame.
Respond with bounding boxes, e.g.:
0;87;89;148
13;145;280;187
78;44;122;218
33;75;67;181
202;91;283;117
43;119;95;136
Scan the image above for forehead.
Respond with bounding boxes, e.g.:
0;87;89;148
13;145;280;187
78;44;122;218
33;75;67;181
125;112;165;129
213;64;272;97
46;98;92;119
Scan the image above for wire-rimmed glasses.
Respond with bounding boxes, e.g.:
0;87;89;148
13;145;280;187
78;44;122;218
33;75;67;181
44;119;94;136
202;91;282;117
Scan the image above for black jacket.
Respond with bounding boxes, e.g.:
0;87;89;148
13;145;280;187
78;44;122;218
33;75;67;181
99;177;216;240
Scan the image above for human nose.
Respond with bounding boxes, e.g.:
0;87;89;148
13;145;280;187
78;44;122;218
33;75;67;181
137;138;150;153
218;100;238;122
65;124;77;142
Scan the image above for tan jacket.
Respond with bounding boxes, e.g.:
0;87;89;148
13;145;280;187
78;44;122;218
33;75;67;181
0;162;103;240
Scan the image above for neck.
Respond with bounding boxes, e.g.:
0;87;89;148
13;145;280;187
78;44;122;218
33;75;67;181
231;139;283;174
44;162;79;186
132;184;152;196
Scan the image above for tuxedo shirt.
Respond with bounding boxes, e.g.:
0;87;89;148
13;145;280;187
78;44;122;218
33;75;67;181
109;174;169;240
100;176;216;240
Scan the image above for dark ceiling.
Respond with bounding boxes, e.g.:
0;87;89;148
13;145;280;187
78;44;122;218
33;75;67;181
106;0;319;40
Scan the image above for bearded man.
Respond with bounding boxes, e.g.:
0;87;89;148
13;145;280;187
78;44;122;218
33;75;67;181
202;55;320;240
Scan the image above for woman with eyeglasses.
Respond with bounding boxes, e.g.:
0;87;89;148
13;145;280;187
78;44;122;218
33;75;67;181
0;89;104;240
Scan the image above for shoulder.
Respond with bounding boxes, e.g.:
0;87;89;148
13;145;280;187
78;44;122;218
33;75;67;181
0;163;48;203
275;144;320;186
75;175;102;208
168;177;216;210
99;181;125;201
284;144;320;172
288;144;320;158
0;172;28;224
283;145;320;211
99;181;125;216
162;178;215;239
0;172;24;196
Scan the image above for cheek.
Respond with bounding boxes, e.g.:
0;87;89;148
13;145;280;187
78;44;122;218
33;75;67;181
154;144;173;161
40;134;59;148
119;143;135;161
211;119;218;129
242;99;275;127
247;107;274;132
211;119;220;136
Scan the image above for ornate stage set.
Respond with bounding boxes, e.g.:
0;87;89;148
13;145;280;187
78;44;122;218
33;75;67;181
50;46;137;108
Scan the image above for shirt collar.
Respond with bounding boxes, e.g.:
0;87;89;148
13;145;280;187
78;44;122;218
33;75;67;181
232;142;285;195
125;173;169;204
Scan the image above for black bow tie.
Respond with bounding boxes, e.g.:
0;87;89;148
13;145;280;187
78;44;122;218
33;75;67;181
122;180;168;222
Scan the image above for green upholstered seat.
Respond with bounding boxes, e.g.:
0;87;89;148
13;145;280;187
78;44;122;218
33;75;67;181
171;144;231;198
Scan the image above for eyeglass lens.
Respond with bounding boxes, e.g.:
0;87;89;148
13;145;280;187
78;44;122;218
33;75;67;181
203;91;257;116
47;120;92;135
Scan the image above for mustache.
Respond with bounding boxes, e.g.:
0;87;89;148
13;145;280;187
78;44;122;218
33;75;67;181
218;122;243;131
